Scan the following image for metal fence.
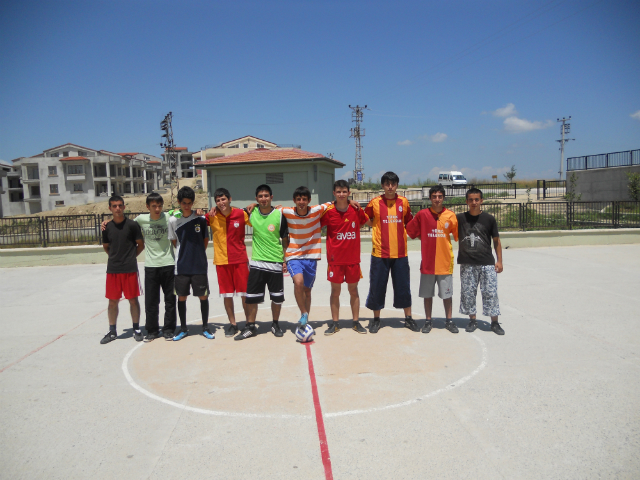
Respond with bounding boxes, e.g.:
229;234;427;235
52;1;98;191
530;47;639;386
537;180;566;200
350;183;516;202
2;202;639;248
567;149;640;171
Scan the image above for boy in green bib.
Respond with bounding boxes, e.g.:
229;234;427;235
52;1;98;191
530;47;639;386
235;184;289;340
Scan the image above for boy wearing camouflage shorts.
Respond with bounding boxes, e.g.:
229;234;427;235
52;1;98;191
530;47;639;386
456;188;505;335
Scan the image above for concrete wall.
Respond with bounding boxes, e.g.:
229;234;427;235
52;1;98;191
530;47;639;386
570;165;640;201
205;160;339;208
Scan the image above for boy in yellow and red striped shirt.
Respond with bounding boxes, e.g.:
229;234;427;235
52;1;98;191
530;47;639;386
363;172;418;333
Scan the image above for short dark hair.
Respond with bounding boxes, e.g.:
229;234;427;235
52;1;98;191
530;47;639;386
429;184;446;199
333;179;350;191
466;187;483;199
146;192;164;206
177;186;196;202
108;195;124;207
293;186;311;200
255;184;272;196
214;188;231;200
381;171;399;185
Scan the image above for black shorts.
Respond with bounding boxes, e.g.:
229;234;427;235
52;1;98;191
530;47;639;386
245;267;284;304
174;274;209;297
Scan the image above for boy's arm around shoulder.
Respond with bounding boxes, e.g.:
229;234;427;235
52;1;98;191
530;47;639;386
405;210;421;239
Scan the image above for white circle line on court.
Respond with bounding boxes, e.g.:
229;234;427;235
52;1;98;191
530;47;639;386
121;308;488;419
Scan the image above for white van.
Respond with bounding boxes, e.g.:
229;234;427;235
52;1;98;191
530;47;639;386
438;171;467;186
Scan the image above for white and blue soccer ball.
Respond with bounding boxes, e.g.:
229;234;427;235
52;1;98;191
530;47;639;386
295;323;315;343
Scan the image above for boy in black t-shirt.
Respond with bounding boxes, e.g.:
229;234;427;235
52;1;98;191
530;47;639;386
456;188;505;335
101;195;145;344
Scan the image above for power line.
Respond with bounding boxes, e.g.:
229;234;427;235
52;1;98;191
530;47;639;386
556;116;574;180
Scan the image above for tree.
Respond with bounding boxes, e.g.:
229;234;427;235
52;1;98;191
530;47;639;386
627;172;640;201
503;165;517;182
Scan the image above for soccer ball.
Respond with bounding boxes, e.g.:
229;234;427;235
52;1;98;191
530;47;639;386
295;324;315;343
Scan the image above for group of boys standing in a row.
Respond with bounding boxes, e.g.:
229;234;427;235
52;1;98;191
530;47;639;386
99;171;504;345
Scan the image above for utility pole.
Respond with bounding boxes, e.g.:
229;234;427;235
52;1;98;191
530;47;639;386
349;105;368;185
160;112;178;208
556;116;574;180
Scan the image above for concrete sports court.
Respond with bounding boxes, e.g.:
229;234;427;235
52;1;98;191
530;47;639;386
1;241;639;479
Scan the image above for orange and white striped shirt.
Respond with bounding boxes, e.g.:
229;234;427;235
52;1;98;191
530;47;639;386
281;203;330;260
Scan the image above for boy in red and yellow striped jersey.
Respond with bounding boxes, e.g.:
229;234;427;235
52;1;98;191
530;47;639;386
406;184;459;334
364;172;419;333
202;188;250;337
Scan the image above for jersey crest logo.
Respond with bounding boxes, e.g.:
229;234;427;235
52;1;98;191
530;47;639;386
445;221;450;228
195;225;201;232
329;271;334;278
233;221;240;228
268;224;275;232
352;221;356;228
398;206;403;212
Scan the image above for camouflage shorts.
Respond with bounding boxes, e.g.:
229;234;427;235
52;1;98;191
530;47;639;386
459;264;500;317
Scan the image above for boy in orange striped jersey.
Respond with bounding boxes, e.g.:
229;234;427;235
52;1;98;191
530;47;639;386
202;188;250;337
406;184;459;334
364;172;418;333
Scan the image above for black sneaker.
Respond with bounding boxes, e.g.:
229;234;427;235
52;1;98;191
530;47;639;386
163;330;175;341
404;317;419;332
465;319;478;333
133;330;144;342
491;322;505;335
144;331;161;342
100;332;117;344
369;318;381;334
324;322;340;335
352;321;367;334
444;319;459;334
234;323;256;341
421;320;432;334
225;324;239;337
271;322;284;338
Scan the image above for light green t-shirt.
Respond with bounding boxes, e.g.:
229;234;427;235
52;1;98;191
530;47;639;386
135;213;175;268
249;208;286;263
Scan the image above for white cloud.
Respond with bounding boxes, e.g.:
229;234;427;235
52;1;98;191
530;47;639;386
631;110;640;120
503;116;553;134
428;132;448;143
339;170;352;180
397;139;413;146
492;103;518;117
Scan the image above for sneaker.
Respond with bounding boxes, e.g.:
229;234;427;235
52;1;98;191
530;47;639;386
404;317;419;332
144;331;160;342
324;322;340;335
465;319;478;333
133;330;144;342
234;323;256;341
352;321;367;334
299;313;309;326
444;319;459;334
271;322;284;338
163;330;175;340
173;330;188;341
421;320;432;334
202;327;215;340
369;318;381;334
225;324;239;337
100;332;117;344
491;322;505;335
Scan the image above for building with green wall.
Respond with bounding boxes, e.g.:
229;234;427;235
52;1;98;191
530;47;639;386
196;148;345;208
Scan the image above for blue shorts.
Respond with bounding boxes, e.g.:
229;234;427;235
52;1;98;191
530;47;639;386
365;256;411;310
286;259;317;289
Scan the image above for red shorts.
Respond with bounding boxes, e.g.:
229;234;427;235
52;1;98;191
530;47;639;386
106;272;141;300
216;263;249;297
327;264;362;284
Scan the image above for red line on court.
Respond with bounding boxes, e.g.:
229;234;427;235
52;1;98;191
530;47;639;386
304;342;334;480
0;306;108;374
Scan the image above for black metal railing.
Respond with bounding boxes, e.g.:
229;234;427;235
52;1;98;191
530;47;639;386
537;180;566;200
350;183;516;202
567;149;640;171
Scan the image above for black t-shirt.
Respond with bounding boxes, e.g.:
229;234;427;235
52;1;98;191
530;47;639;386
102;218;143;273
456;212;499;265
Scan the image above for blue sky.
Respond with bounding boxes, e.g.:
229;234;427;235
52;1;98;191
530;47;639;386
1;0;638;182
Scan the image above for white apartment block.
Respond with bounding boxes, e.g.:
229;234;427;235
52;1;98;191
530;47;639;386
4;143;165;216
161;147;196;179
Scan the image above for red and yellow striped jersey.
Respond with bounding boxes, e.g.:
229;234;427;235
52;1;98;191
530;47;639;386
406;207;458;275
281;203;330;260
365;195;413;259
205;207;249;265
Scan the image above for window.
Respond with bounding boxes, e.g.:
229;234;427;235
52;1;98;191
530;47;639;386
27;167;39;180
78;150;86;156
144;156;149;160
257;143;264;148
118;168;123;176
30;186;40;197
73;183;83;192
50;152;59;157
48;166;57;176
68;164;84;175
55;200;65;206
10;191;23;202
124;183;131;193
266;173;284;184
243;143;249;148
229;144;239;148
62;151;69;157
49;184;59;194
110;165;117;177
